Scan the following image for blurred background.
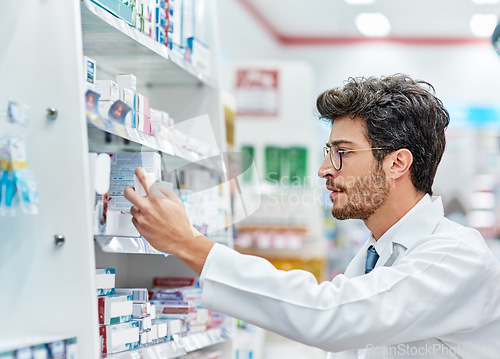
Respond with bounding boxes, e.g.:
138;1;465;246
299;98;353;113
216;1;500;357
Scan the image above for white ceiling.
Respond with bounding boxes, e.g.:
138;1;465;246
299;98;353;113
238;0;500;43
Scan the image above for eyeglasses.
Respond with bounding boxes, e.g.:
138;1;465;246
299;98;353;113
323;145;389;170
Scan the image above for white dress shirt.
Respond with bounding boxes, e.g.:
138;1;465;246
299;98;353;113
200;195;500;358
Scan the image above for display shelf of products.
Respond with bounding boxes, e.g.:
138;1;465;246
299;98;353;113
81;0;216;88
94;232;233;255
0;337;77;358
1;1;232;358
89;139;233;254
102;328;230;359
85;104;224;176
95;272;231;358
180;327;231;354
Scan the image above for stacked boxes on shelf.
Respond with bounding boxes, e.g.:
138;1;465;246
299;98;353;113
89;0;210;72
90;0;134;25
150;277;224;336
0;338;77;359
96;272;226;356
132;0;170;45
114;288;169;347
96;268;116;296
89;67;219;159
96;268;140;355
114;73;137;130
168;0;210;73
151;0;168;45
95;72;154;135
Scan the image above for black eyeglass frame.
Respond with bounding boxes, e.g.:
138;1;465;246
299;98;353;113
323;145;391;170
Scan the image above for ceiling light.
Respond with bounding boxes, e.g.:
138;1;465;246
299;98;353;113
344;0;377;4
470;14;498;37
471;0;500;4
355;13;391;37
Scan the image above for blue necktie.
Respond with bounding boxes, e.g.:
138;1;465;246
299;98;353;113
365;245;379;274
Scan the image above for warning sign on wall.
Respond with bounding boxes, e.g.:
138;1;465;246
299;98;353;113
235;69;279;117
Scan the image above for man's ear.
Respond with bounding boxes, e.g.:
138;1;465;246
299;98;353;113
386;149;413;180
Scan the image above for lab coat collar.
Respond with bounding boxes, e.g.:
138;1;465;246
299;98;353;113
343;195;444;278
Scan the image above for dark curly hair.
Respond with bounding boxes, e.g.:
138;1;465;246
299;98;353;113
316;74;450;195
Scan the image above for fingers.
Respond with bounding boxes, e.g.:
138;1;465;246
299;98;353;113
135;167;150;196
149;181;179;201
131;216;140;231
124;186;147;207
130;205;140;217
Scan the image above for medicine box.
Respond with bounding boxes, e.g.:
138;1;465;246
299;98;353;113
96;80;119;102
99;321;140;354
133;303;148;318
84;56;96;91
96;268;116;296
114;288;149;302
98;294;134;325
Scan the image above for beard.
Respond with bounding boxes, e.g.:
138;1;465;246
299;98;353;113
330;163;389;220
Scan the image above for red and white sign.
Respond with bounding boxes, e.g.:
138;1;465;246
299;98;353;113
235;69;279;117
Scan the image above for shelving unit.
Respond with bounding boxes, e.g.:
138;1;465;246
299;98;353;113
103;327;230;359
81;0;216;88
0;0;233;358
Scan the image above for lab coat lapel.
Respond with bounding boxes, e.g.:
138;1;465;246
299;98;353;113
343;241;372;278
389;196;444;253
342;196;444;277
376;196;444;268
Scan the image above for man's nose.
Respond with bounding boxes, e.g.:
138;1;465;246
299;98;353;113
318;153;338;179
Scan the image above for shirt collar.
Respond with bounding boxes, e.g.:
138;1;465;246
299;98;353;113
368;194;443;265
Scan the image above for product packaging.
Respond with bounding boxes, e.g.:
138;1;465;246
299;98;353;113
10;136;38;214
153;277;196;288
84;56;96;91
95;80;119;102
96;268;116;296
0;136;16;217
114;288;149;302
132;302;148;318
116;74;137;128
99;321;140;354
98;294;134;325
155;321;168;341
151;300;189;319
167;318;185;336
94;152;161;236
135;316;152;332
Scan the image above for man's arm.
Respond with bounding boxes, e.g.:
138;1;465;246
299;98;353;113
123;167;214;275
200;235;493;353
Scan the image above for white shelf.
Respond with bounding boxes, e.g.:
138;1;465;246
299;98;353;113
0;0;232;358
0;336;75;353
95;232;233;255
95;235;166;255
104;327;231;359
81;0;217;88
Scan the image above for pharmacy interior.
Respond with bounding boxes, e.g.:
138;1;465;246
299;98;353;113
2;0;500;358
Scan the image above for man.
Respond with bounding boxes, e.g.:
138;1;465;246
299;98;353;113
124;74;500;358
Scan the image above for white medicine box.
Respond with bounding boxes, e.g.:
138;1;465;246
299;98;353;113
96;80;120;102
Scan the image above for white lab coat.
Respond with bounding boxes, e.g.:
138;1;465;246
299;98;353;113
200;196;500;358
